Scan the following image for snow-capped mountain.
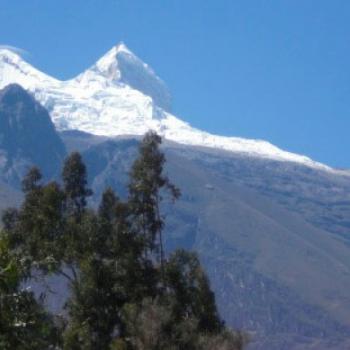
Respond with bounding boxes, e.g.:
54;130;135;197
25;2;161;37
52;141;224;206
0;43;330;170
1;47;350;350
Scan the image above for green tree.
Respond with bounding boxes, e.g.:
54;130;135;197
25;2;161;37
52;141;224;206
128;131;180;269
21;166;42;193
1;133;246;350
119;296;245;350
120;298;199;350
0;237;60;349
63;187;157;349
164;249;223;334
3;169;66;275
63;251;121;350
62;152;92;219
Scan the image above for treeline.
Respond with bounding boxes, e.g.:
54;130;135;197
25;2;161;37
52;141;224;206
0;132;246;349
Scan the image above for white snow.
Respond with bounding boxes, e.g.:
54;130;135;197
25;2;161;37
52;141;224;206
0;44;332;170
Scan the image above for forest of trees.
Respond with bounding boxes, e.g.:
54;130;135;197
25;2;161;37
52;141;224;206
0;132;246;349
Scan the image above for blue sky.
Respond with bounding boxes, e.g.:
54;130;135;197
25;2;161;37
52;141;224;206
0;0;349;168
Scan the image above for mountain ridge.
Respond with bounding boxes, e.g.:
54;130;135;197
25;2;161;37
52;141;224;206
0;44;337;171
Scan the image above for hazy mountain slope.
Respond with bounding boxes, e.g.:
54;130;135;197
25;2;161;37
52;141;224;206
187;148;350;241
58;133;350;350
0;84;66;186
165;147;350;350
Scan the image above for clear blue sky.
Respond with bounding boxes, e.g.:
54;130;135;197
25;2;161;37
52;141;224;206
1;0;349;168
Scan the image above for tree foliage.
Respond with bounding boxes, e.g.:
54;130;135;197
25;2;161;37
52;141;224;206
1;132;246;350
128;132;180;265
0;237;60;349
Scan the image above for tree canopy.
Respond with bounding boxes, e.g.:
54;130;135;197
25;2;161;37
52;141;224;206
0;132;246;350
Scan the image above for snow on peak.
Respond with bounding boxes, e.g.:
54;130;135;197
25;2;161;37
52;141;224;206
93;44;124;80
0;43;332;171
95;42;133;72
0;48;22;64
0;47;58;90
75;43;171;111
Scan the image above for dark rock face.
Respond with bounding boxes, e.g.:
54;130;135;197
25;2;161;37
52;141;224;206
0;84;66;186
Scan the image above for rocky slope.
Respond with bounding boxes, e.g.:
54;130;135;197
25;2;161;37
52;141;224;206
0;84;66;186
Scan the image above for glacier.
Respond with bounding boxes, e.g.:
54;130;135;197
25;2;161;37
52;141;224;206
0;43;333;170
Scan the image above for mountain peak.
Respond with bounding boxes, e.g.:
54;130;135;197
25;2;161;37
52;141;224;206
94;42;135;77
0;46;334;171
115;41;133;55
77;43;172;111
